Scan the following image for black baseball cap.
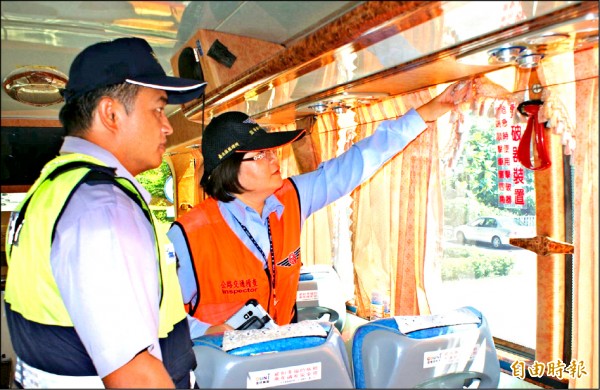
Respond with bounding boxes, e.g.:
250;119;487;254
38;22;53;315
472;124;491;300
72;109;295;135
201;111;306;186
61;37;207;105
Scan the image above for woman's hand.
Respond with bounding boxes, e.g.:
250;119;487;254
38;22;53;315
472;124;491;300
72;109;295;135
205;323;234;335
416;79;473;122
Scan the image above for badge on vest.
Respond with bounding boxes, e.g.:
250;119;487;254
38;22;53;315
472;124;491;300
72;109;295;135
276;247;301;267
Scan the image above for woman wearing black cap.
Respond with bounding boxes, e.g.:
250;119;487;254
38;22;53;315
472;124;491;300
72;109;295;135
168;81;471;337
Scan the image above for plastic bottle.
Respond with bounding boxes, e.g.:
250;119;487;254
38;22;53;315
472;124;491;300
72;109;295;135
382;294;391;318
370;290;384;320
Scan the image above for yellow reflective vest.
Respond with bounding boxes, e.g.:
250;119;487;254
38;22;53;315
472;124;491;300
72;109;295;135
4;153;185;338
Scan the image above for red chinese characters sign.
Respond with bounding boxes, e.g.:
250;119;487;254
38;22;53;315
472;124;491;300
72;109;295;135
495;101;529;209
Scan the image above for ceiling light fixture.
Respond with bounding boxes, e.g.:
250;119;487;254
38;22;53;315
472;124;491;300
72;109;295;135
301;93;388;115
332;102;350;115
2;65;68;107
308;102;328;114
516;53;544;68
488;46;526;64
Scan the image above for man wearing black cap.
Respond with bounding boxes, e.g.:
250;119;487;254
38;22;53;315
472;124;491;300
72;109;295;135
168;81;470;337
4;37;206;388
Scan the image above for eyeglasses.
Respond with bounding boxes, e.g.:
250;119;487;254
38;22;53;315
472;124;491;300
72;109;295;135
241;150;276;162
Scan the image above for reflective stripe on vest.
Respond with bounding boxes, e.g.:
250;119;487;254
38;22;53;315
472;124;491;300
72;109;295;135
15;357;105;389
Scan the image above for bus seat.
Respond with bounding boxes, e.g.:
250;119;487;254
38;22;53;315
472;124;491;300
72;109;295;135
351;306;500;388
192;321;354;388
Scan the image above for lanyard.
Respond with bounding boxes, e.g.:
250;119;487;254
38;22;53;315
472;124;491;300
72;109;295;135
233;216;278;306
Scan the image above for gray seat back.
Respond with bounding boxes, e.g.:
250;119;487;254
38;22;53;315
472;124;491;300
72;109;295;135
193;322;354;388
351;306;500;388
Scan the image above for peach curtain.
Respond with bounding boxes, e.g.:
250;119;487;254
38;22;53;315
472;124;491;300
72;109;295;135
276;89;440;318
278;113;339;267
343;0;446;314
351;90;439;318
282;89;441;318
570;47;599;389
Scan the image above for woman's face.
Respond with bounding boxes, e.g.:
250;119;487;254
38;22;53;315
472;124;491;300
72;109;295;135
237;149;283;197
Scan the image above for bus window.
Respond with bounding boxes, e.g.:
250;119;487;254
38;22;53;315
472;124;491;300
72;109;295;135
429;96;538;350
136;161;177;245
426;43;596;386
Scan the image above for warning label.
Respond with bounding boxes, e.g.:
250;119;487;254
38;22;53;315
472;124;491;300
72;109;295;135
247;362;322;388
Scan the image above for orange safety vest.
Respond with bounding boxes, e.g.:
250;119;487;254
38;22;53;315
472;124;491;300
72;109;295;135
176;179;302;325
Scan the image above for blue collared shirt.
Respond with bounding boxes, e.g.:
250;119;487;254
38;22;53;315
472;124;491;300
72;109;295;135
50;136;162;377
170;108;426;336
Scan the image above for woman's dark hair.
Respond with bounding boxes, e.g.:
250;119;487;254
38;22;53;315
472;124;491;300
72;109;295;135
202;152;248;202
59;83;141;137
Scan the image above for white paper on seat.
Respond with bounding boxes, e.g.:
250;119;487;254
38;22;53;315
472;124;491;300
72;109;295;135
394;307;481;334
222;320;328;352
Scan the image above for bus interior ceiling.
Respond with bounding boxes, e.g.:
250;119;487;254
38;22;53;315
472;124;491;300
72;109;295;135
1;1;598;163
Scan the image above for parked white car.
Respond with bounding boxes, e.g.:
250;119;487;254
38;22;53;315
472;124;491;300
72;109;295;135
454;216;535;249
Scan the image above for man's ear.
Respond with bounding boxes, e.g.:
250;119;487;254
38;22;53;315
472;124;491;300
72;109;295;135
96;96;121;132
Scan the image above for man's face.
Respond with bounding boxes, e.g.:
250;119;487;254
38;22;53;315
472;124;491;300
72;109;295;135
119;87;172;176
